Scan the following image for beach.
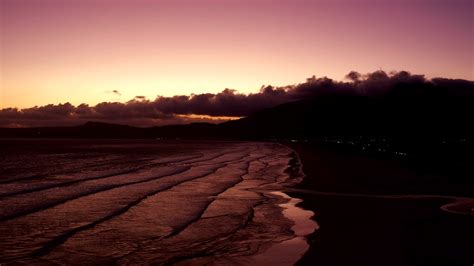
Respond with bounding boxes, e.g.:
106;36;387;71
2;139;472;265
289;143;474;266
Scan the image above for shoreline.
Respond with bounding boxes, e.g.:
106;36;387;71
251;191;318;265
284;187;474;216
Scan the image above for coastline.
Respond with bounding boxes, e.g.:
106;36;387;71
286;143;474;266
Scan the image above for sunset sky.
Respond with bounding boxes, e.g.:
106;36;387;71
1;0;473;109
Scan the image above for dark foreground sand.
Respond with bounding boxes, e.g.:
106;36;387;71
288;143;474;266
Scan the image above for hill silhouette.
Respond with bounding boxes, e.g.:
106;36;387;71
1;72;473;141
220;85;474;139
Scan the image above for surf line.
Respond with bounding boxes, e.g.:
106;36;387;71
252;191;319;265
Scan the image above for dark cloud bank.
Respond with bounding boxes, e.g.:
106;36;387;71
1;70;473;127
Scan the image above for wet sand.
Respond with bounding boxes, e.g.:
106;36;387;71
0;140;316;265
289;143;474;266
251;191;318;266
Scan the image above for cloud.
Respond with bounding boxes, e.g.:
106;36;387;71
105;90;122;96
1;70;473;127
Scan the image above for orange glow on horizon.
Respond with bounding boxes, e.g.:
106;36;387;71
176;114;242;122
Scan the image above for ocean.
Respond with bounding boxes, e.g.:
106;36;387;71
0;139;316;265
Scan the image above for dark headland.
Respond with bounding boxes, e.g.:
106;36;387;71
1;76;474;265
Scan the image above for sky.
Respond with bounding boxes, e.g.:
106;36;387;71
0;0;473;110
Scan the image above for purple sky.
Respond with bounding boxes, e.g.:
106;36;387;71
1;0;473;109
